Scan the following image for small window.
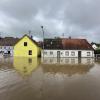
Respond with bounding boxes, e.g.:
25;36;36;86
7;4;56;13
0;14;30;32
50;51;53;55
8;51;10;54
51;41;53;44
24;42;27;46
29;50;32;55
71;52;75;56
65;51;69;56
43;51;47;55
87;52;90;56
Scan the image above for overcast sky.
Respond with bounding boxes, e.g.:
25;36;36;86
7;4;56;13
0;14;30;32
0;0;100;42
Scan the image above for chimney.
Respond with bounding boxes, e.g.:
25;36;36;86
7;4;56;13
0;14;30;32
31;35;33;39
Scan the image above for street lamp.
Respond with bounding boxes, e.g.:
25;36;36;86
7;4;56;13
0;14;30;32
41;26;45;57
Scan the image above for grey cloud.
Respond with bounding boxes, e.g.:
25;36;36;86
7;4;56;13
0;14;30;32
0;0;100;42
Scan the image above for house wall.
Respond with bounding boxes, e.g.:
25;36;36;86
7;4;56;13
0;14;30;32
0;46;13;56
14;36;39;57
41;50;94;58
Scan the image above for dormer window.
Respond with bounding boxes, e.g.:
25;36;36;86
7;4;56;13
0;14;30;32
24;42;27;46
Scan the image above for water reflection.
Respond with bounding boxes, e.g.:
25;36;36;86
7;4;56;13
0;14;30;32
0;57;13;70
0;57;100;100
13;57;40;77
41;58;94;76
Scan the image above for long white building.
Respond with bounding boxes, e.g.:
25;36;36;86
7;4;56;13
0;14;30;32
42;38;94;58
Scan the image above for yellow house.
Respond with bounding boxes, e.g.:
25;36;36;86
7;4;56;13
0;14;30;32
14;35;41;57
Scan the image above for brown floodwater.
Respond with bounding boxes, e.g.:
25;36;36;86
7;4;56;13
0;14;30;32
0;57;100;100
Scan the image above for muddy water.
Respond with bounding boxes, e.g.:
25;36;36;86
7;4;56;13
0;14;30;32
0;57;100;100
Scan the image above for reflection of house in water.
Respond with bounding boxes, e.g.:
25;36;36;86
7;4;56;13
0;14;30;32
42;57;94;65
13;57;40;76
0;57;13;69
41;58;94;76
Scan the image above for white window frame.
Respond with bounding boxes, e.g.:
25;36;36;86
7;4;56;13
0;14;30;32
71;52;75;56
87;52;91;56
43;51;47;55
50;51;53;55
65;51;69;56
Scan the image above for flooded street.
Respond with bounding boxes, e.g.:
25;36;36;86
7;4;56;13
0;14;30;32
0;57;100;100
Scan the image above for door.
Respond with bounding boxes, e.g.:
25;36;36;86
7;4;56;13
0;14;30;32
78;51;81;58
57;51;60;58
8;51;10;54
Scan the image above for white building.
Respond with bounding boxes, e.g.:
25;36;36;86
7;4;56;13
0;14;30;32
0;37;19;56
92;44;98;50
42;38;94;58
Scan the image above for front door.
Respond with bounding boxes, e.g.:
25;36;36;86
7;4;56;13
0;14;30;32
8;51;10;54
78;51;81;58
57;51;60;58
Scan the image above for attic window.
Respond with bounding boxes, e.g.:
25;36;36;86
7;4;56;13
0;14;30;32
24;42;27;46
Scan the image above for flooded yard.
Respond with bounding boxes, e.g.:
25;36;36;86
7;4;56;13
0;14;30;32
0;57;100;100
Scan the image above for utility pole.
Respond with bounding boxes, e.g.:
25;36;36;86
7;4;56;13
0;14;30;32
41;26;45;58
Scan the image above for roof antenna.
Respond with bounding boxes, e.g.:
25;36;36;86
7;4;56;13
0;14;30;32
28;30;31;37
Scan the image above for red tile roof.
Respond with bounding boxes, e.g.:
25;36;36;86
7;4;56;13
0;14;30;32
62;39;93;50
44;38;94;50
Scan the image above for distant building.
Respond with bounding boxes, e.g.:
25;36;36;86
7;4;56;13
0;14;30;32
14;35;41;57
91;42;100;50
0;37;19;56
42;38;94;58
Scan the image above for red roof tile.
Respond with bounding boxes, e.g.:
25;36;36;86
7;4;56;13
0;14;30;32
44;38;94;50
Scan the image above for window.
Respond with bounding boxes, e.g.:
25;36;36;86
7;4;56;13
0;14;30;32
50;51;53;55
29;50;32;55
8;51;10;54
65;51;69;56
43;51;47;55
71;52;75;56
51;41;53;44
24;42;27;46
87;52;90;56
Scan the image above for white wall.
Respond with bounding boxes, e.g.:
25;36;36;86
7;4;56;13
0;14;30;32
92;44;98;50
41;50;94;58
0;46;14;56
